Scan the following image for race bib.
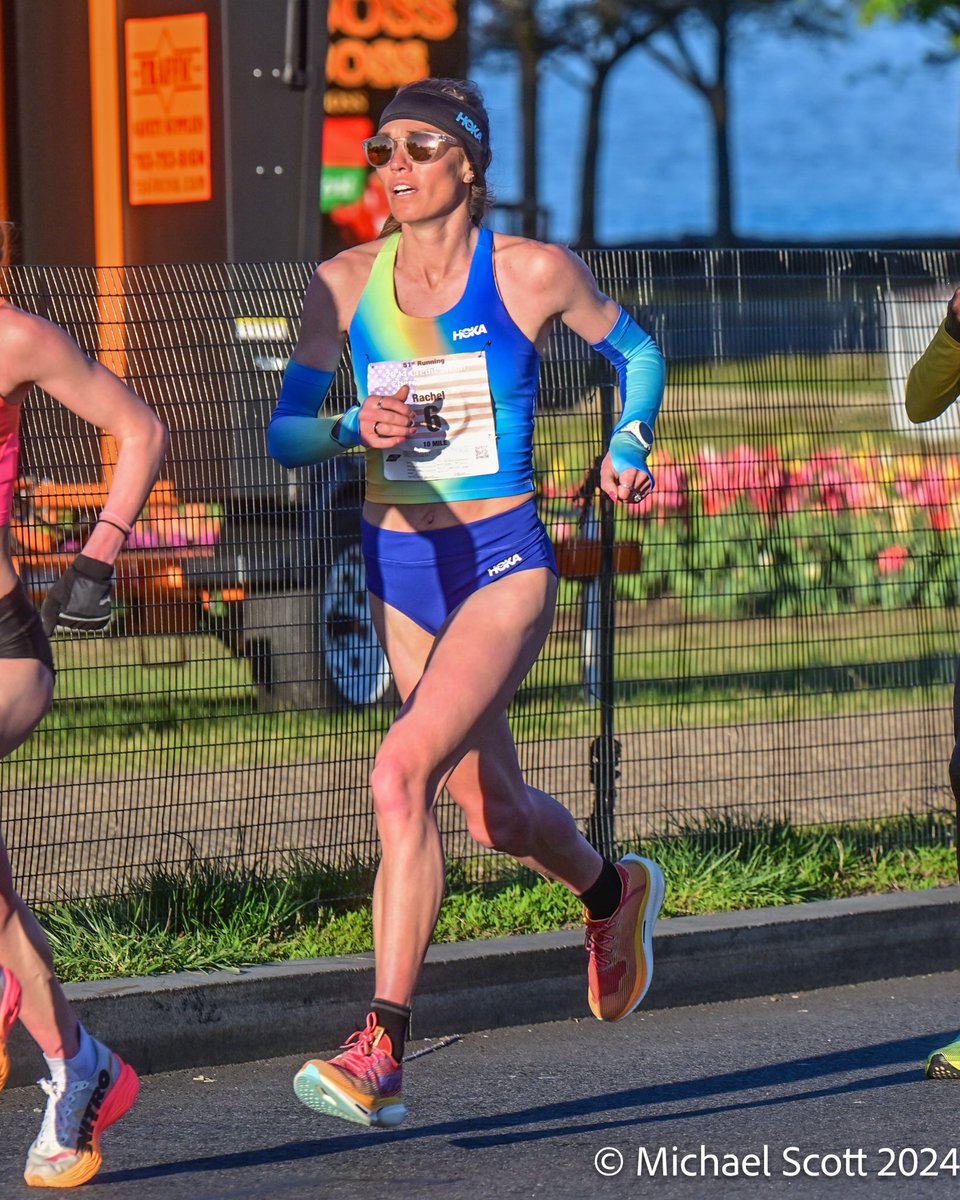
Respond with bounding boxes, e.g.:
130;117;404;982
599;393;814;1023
367;351;498;481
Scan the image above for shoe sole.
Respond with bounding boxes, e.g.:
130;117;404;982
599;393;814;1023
593;854;666;1022
0;969;22;1091
293;1062;406;1128
926;1053;960;1080
24;1058;139;1188
621;854;666;1017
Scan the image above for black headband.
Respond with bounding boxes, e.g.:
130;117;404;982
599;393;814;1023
378;87;490;176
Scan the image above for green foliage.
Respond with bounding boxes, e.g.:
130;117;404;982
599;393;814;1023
859;0;960;49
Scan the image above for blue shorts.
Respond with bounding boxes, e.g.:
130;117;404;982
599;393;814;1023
362;498;558;636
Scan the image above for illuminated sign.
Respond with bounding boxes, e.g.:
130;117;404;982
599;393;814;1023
234;317;290;342
125;13;212;206
321;115;372;212
322;0;467;244
325;0;458;106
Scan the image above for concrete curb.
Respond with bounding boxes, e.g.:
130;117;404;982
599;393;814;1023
7;886;960;1088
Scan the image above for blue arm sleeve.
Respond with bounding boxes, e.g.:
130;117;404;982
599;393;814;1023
592;307;666;489
267;360;361;468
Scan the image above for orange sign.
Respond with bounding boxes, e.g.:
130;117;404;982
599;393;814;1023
324;0;460;115
124;13;212;206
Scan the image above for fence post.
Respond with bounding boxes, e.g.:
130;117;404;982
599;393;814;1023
587;380;620;857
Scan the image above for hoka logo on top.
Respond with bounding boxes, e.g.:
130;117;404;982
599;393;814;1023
452;323;488;341
456;112;483;143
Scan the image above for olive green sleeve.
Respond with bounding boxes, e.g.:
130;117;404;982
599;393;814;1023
906;321;960;423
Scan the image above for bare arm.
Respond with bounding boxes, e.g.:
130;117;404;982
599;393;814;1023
0;305;167;565
506;242;664;504
290;259;352;372
270;248;413;463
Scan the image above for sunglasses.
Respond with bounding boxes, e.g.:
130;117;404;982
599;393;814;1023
362;131;460;168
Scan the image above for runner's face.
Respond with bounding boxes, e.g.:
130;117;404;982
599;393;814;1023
375;121;472;222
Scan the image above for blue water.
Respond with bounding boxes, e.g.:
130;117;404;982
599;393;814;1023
473;21;960;244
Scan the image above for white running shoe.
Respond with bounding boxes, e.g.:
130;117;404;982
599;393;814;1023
23;1036;139;1188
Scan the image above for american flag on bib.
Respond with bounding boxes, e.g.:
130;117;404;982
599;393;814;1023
368;351;498;480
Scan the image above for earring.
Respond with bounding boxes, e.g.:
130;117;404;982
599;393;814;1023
464;174;474;184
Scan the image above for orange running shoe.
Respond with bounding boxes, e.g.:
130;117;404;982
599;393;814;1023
585;853;666;1021
0;967;22;1090
294;1012;406;1128
23;1036;139;1188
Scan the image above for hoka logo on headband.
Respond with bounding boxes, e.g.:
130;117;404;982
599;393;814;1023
456;112;484;143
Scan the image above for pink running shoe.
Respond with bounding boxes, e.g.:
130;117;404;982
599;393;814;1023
585;854;666;1021
294;1012;405;1128
0;967;22;1090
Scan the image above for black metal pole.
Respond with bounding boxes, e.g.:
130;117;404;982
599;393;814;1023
587;381;620;857
292;0;327;262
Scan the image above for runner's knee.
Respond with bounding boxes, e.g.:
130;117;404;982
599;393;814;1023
370;751;432;831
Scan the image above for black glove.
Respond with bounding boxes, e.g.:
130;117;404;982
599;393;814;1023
40;554;115;636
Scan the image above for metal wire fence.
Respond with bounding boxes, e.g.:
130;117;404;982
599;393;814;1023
5;249;960;904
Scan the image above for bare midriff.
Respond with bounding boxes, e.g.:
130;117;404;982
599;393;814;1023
363;490;535;533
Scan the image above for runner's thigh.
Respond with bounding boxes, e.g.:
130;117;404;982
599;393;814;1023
378;568;556;780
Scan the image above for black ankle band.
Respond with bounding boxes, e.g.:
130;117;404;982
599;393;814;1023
578;859;623;921
371;998;411;1061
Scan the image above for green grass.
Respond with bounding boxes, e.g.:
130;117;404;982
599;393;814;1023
39;814;958;983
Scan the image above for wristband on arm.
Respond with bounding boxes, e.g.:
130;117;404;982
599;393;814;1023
267;360;360;467
97;509;133;538
592;306;666;490
331;403;362;447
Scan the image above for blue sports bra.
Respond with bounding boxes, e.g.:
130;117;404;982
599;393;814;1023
348;227;541;504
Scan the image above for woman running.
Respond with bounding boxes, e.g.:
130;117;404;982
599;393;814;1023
269;77;666;1128
0;296;167;1185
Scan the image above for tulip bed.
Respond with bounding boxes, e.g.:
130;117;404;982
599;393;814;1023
541;440;960;619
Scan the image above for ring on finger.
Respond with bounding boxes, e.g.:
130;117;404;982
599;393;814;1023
373;420;381;437
376;398;383;409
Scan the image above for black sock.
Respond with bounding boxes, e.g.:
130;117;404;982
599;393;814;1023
371;998;411;1062
578;859;623;921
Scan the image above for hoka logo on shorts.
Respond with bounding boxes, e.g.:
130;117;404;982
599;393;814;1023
456;112;483;142
488;553;523;577
452;323;488;340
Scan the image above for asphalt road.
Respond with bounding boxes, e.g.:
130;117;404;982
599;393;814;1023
3;970;960;1200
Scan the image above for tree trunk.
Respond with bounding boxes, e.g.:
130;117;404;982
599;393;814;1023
577;61;610;249
708;4;734;245
519;30;540;238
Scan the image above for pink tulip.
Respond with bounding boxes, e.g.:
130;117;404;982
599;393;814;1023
877;544;909;575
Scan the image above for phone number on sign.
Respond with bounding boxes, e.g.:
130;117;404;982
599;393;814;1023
593;1146;960;1179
